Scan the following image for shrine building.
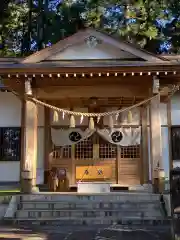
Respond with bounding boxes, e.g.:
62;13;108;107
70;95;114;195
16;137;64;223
0;28;180;193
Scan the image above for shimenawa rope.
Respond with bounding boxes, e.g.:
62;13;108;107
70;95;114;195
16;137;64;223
11;85;179;117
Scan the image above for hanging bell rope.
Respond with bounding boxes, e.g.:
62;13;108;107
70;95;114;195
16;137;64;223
53;110;59;122
89;117;95;130
70;115;75;128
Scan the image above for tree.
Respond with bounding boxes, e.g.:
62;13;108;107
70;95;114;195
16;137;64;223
1;0;180;56
164;0;180;53
0;0;29;56
81;0;175;52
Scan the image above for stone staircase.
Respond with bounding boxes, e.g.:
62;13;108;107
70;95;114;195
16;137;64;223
8;192;167;226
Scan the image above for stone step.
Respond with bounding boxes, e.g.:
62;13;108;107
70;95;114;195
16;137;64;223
11;193;164;226
17;209;160;214
20;201;160;210
14;216;166;225
21;193;160;202
21;199;160;203
16;209;162;219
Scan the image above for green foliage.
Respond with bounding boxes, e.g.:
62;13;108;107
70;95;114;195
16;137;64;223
1;0;180;56
0;1;29;56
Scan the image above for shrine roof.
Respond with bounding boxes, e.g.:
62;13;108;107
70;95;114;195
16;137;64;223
0;29;180;75
0;60;179;76
20;28;168;63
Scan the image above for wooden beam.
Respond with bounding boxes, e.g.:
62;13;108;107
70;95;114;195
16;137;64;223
37;85;149;99
34;76;152;87
3;78;24;93
45;97;145;108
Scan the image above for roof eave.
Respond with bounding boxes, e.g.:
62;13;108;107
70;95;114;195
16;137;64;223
0;63;179;75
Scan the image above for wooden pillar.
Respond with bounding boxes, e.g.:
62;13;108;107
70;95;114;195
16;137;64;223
140;105;149;184
167;100;173;172
150;94;163;170
44;107;51;184
21;99;38;193
71;145;76;185
149;94;164;191
20;98;25;185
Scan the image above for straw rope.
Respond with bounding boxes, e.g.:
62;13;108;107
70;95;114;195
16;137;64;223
11;85;179;117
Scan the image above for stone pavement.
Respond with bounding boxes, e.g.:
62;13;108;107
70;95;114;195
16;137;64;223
0;224;172;240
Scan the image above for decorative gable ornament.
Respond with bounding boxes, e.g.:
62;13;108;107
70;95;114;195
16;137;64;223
85;36;101;48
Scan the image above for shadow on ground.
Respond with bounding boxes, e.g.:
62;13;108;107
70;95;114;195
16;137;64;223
0;223;173;240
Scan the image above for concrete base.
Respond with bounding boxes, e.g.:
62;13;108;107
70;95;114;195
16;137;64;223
129;184;153;192
77;182;110;193
21;179;39;194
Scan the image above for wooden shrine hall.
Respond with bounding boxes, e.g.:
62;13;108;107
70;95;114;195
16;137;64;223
0;28;180;193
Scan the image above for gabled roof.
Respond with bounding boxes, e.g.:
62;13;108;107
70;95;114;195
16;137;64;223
161;54;180;62
22;28;168;64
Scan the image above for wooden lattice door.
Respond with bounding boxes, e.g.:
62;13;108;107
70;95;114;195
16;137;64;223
117;145;141;186
75;134;117;182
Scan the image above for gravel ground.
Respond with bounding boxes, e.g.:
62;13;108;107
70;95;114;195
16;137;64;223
0;224;172;240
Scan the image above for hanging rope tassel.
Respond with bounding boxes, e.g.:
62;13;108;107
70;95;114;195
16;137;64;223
70;115;75;128
89;117;95;130
127;110;133;123
108;115;114;129
80;115;84;124
97;116;101;123
53;110;59;122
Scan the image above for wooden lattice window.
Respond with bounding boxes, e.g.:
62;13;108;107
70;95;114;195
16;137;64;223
75;137;93;159
53;145;71;159
120;145;140;158
99;137;117;159
0;127;21;161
